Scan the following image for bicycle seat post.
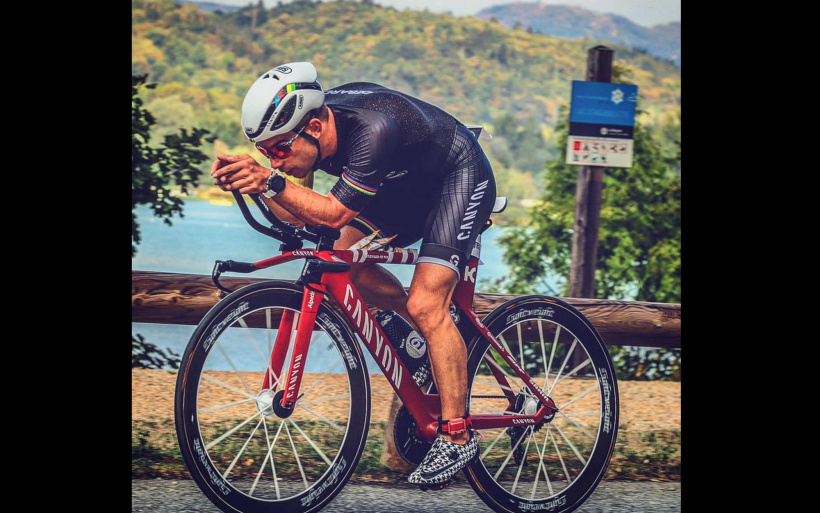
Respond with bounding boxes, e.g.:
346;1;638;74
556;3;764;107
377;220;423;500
306;225;341;251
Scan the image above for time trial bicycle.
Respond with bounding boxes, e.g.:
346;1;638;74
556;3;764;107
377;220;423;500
174;186;620;513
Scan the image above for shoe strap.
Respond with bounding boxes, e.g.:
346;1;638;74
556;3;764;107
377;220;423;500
437;415;472;435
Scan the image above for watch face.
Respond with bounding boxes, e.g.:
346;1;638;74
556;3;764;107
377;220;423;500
274;173;286;192
267;171;286;194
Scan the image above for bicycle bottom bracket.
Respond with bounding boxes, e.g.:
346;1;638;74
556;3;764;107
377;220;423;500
393;405;432;466
255;389;295;419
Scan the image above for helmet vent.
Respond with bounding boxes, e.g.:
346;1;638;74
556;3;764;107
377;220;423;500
271;96;297;131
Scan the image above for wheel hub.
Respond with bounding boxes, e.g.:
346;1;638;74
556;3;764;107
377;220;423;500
256;389;295;418
255;389;276;417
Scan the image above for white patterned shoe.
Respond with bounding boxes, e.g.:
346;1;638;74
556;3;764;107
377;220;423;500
407;432;479;488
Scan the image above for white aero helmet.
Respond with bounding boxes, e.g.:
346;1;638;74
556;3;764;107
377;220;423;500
241;62;325;143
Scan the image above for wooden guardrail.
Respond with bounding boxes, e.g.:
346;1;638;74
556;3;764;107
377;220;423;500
132;270;680;348
132;269;680;474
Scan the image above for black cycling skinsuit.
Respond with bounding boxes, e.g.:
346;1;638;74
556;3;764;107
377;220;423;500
319;82;497;278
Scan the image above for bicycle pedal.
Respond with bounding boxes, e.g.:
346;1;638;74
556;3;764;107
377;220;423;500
419;480;451;491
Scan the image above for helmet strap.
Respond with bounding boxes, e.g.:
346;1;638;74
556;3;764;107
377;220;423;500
300;131;322;171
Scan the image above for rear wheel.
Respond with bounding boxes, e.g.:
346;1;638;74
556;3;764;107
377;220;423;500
174;281;370;513
465;296;619;513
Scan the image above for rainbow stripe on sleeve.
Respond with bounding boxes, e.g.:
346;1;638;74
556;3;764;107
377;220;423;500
352;215;383;236
342;171;378;196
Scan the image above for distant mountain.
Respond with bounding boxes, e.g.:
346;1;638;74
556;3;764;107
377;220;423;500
180;0;242;14
181;1;680;67
476;3;680;67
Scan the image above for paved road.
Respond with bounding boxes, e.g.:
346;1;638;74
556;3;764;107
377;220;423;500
132;479;681;512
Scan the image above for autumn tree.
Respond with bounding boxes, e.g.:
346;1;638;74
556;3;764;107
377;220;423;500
488;70;681;380
132;73;214;258
132;73;214;369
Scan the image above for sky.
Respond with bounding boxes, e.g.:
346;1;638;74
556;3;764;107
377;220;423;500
210;1;681;28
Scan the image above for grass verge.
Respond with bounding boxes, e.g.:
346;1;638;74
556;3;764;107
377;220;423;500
132;419;680;482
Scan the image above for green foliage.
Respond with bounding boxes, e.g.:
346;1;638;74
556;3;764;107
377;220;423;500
132;72;214;369
131;0;681;188
492;66;680;380
486;113;552;175
132;334;180;369
611;346;680;381
496;112;680;302
130;1;682;379
132;73;215;258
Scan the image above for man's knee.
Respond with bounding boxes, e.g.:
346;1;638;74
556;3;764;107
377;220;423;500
406;294;447;328
406;266;456;329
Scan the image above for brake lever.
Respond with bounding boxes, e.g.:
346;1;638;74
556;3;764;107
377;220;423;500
212;259;259;296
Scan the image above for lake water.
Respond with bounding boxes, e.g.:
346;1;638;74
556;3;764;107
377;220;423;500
131;199;512;285
131;199;555;371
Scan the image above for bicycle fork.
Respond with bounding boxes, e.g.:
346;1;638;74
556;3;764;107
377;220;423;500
262;283;326;417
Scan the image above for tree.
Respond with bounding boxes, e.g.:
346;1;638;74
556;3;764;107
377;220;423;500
132;73;214;370
132;74;214;258
489;85;681;381
494;114;680;303
132;334;180;369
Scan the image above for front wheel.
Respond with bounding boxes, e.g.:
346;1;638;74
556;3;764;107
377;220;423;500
464;296;619;513
174;281;370;513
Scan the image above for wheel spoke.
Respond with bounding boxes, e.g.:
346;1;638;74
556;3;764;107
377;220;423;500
283;420;310;490
177;286;370;510
496;333;515;361
493;425;532;480
295;403;345;432
222;416;266;479
559;383;599;410
550;421;587;467
204;409;263;451
288;418;333;466
480;427;514;460
531;427;552;498
250;417;285;498
547;337;577;396
299;393;350;407
466;300;618;511
542;323;561;392
510;428;534;494
474;375;519;395
548;426;573;486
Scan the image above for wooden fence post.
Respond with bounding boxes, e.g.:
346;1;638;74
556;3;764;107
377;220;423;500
568;45;613;299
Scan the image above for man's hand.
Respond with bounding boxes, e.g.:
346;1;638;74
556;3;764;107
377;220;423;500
211;154;269;194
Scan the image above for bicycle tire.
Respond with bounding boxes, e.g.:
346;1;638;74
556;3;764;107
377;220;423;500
175;280;370;513
464;295;619;513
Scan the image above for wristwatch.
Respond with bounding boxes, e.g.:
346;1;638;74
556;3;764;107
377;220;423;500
262;169;287;198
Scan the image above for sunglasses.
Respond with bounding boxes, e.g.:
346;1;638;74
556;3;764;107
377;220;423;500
256;124;306;160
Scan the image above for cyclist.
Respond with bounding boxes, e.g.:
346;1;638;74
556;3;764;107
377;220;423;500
211;61;497;488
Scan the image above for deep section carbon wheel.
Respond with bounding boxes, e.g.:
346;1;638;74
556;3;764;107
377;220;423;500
464;295;619;513
175;281;370;513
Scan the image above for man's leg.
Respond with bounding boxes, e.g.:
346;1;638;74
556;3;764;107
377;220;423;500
405;262;467;442
405;262;479;487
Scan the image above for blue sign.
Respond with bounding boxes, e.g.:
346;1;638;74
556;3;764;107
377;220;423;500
566;81;638;168
569;81;638;137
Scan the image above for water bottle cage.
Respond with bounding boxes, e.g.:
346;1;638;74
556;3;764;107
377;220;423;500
437;415;471;435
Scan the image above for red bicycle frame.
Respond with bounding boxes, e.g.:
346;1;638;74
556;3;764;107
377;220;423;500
250;242;555;443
